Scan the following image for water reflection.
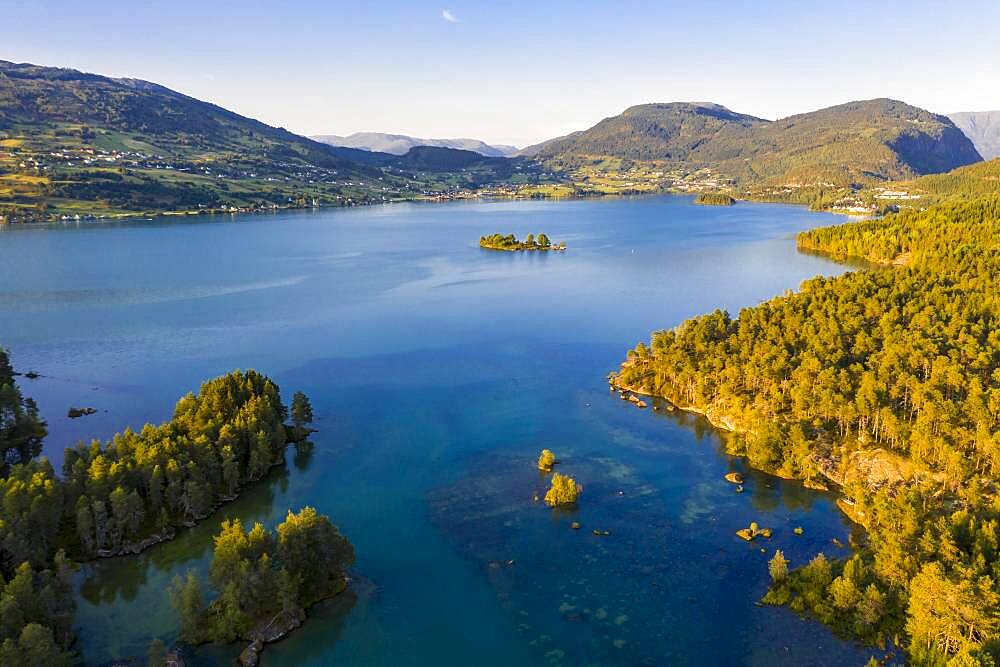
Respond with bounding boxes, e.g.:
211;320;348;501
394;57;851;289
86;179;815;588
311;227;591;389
73;461;292;658
293;440;315;471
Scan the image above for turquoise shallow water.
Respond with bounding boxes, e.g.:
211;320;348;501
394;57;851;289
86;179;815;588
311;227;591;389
0;196;873;665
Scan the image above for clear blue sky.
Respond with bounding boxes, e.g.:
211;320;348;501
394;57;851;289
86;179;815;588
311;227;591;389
4;0;999;147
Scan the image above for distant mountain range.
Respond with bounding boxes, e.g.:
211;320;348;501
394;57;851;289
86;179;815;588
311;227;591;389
948;111;1000;160
0;60;543;221
514;131;582;157
312;132;519;157
0;60;362;172
0;58;991;222
535;99;982;186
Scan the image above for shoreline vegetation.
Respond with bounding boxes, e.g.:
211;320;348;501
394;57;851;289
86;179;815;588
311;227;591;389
0;184;861;227
0;352;350;665
15;158;994;228
479;232;566;252
170;507;354;667
65;370;305;561
693;192;736;206
613;193;1000;664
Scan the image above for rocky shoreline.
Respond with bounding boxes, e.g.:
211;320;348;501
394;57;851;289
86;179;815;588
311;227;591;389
88;427;318;561
91;464;283;560
609;369;944;530
237;575;353;666
607;373;855;513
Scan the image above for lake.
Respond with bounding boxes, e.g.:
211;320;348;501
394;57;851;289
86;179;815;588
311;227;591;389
0;196;874;665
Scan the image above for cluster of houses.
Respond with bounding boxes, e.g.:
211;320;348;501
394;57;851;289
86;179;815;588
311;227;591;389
668;168;734;193
3;144;388;193
874;188;921;200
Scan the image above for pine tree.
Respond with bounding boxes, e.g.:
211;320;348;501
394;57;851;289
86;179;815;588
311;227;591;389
147;638;167;667
75;497;94;556
169;571;205;643
769;550;788;583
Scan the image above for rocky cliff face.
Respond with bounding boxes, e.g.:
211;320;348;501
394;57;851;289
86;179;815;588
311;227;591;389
887;121;984;174
948;111;1000;160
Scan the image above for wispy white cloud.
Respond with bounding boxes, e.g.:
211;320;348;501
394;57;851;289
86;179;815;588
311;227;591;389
441;9;460;23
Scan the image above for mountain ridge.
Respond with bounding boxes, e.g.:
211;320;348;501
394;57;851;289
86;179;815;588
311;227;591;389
0;59;988;221
312;132;518;157
948;111;1000;160
0;60;550;221
537;98;982;186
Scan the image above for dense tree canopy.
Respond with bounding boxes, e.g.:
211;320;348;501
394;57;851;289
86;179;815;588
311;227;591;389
617;195;1000;664
0;555;74;666
0;360;303;663
0;350;73;663
0;349;46;469
479;233;561;251
170;507;353;645
544;473;581;507
62;370;289;558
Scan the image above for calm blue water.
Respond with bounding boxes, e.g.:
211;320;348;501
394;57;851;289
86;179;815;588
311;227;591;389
0;196;875;665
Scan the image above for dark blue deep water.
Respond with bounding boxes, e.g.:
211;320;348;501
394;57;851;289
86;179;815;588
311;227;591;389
0;196;874;665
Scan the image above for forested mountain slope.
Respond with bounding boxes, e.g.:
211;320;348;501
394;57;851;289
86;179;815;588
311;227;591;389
540;99;982;187
0;61;551;222
900;157;1000;203
0;60;362;169
536;102;766;162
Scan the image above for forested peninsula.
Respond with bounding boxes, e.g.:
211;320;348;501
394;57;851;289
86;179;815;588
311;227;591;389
0;352;349;664
614;193;1000;664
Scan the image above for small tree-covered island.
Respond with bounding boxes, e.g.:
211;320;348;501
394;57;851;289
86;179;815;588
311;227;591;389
479;232;566;251
0;349;353;665
171;507;354;665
